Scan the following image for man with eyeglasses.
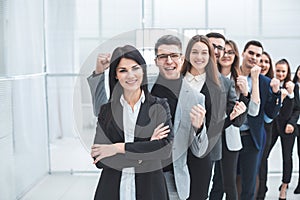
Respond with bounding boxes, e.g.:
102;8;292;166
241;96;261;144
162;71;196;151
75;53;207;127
206;33;252;200
87;35;209;200
151;35;210;200
205;32;227;164
206;32;226;61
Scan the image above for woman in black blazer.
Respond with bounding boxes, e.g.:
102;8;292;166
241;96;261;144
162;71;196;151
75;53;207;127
268;59;299;200
292;65;300;194
91;45;174;200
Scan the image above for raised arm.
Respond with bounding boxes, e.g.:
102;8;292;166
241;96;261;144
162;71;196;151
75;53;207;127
87;53;110;116
224;77;248;128
265;77;281;119
189;93;208;158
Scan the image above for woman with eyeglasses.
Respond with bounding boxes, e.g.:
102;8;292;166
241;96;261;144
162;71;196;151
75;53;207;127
91;45;174;200
209;39;261;200
181;35;248;200
208;39;244;200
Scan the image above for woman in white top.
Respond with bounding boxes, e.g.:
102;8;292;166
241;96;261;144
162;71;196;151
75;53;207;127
91;45;174;200
181;35;248;200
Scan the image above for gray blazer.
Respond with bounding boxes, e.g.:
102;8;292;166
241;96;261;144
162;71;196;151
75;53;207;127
87;73;208;200
87;73;108;116
171;79;208;199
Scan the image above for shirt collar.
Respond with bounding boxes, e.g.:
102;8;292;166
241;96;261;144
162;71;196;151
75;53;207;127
185;71;206;82
279;81;285;88
225;72;231;79
120;90;145;107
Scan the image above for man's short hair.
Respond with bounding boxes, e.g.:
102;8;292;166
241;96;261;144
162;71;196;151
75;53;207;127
206;32;225;41
243;40;263;52
154;35;182;55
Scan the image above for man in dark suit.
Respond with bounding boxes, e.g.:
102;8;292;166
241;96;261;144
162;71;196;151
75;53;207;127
237;40;281;200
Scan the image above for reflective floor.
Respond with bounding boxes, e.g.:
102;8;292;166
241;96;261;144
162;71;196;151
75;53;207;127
20;172;300;200
19;137;300;200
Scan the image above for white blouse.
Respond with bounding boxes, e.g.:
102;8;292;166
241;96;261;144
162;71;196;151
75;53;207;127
184;71;206;92
119;91;145;200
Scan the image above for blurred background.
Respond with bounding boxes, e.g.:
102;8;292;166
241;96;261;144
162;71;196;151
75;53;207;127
0;0;300;199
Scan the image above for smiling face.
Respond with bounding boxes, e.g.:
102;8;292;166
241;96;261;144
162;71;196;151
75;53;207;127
208;37;225;61
275;63;288;82
219;43;235;68
155;44;183;80
116;58;143;94
260;53;271;76
189;41;209;75
242;45;263;69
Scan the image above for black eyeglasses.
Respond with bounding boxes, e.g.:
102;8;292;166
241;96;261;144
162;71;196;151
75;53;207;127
224;50;235;56
156;53;181;62
212;43;225;51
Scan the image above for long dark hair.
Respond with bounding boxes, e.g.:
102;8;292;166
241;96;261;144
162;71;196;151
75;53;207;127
181;35;220;86
293;65;300;83
261;51;274;78
275;58;291;88
219;39;240;85
108;45;148;100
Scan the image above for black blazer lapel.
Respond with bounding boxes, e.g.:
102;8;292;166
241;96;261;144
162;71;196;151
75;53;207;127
134;95;154;140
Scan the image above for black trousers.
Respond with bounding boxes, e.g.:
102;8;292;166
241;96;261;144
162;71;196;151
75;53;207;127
297;125;300;180
269;120;296;184
209;134;239;200
187;149;213;200
257;122;273;199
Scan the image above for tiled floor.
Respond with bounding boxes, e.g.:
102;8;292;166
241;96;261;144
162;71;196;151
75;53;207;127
19;172;300;200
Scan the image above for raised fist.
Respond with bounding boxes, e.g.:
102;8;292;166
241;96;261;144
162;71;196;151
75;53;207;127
270;78;280;93
95;53;111;74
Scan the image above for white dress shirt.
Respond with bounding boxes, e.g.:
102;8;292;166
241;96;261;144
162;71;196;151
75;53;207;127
184;71;206;92
119;91;145;200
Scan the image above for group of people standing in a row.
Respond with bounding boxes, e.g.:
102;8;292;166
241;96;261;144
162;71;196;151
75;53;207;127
87;32;300;200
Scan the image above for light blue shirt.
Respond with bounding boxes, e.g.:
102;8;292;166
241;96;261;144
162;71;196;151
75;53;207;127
239;75;261;130
240;76;252;131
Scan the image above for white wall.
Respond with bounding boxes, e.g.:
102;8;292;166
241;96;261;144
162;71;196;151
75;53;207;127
0;0;49;199
150;0;300;70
